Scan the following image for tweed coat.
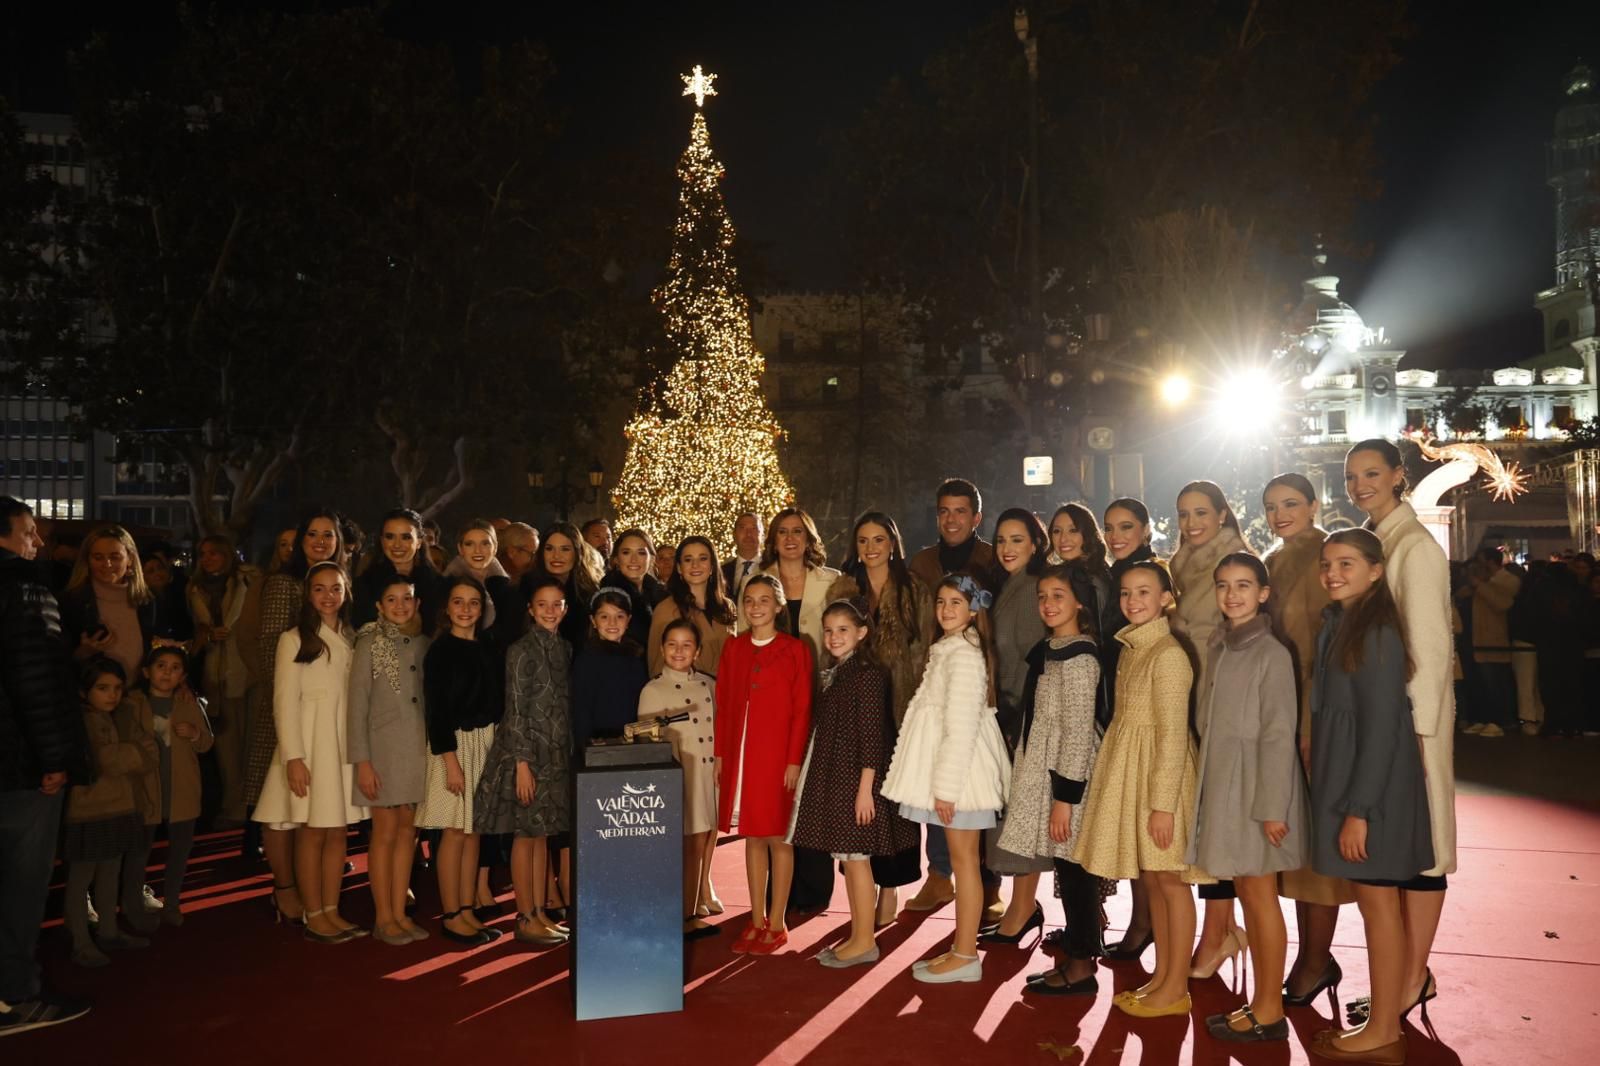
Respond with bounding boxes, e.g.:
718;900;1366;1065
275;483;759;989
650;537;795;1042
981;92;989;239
1370;502;1456;875
790;655;919;856
1185;616;1308;877
345;621;430;807
1072;616;1197;879
1308;612;1434;882
996;635;1101;862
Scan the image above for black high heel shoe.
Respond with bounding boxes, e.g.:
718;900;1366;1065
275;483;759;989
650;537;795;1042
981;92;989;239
268;880;304;926
1103;929;1154;962
1345;967;1435;1026
1283;957;1342;1014
978;903;1044;945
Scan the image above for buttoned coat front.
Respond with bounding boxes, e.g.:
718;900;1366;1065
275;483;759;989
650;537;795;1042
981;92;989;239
638;666;717;835
345;622;430;808
1186;616;1308;877
714;632;813;836
1370;503;1456;875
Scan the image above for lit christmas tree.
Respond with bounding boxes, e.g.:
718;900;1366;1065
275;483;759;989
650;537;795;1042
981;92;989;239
612;66;794;555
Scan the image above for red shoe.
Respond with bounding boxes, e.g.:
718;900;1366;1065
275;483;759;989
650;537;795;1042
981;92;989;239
749;926;788;955
732;921;764;954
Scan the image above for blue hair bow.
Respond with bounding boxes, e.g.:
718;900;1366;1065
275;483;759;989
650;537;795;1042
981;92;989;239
952;575;993;612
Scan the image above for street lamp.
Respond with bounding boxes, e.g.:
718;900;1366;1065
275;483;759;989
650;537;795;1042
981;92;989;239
526;455;605;523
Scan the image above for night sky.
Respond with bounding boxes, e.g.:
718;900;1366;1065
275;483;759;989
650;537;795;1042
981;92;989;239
8;1;1600;369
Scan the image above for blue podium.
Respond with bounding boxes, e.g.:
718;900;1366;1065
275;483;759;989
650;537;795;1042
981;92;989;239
573;742;683;1021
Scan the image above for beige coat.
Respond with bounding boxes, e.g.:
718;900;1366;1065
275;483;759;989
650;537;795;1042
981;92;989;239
123;690;214;825
187;565;264;699
253;626;363;829
1265;525;1355;905
1169;527;1249;728
1371;503;1457;876
646;598;731;677
1471;567;1520;665
66;709;156;824
1264;526;1331;737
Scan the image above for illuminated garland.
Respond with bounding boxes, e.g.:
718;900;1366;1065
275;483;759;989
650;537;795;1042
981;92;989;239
612;74;794;556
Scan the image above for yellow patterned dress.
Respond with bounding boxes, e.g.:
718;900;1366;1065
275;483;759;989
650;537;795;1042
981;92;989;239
1072;616;1198;879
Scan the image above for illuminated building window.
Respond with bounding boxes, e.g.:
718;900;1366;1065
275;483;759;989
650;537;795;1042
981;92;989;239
822;376;840;402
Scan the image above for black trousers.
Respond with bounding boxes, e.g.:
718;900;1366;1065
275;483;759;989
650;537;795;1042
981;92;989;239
789;845;835;910
1052;857;1104;960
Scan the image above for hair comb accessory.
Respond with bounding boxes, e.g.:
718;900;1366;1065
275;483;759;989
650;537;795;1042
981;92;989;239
952;575;993;612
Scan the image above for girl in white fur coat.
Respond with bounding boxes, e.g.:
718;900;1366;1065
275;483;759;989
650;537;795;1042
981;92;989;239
882;575;1010;984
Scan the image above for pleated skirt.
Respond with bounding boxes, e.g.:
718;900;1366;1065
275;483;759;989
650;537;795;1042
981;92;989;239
415;723;495;832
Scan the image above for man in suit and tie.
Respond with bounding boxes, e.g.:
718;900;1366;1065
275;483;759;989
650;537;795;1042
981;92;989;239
721;512;764;595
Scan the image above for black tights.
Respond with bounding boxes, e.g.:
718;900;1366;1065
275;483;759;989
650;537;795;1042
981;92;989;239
1052;857;1104;959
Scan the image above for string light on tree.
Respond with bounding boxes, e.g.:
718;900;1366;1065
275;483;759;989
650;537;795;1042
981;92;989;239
613;67;794;555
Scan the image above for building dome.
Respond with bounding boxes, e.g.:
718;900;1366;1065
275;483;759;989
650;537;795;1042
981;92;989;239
1291;248;1367;351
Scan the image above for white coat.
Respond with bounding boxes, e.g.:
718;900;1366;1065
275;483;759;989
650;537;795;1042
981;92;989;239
881;633;1010;812
252;625;363;829
1371;502;1456;876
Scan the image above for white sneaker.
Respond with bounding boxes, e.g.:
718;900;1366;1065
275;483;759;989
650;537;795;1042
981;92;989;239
1463;723;1487;734
1520;721;1541;737
1477;723;1505;737
141;886;163;912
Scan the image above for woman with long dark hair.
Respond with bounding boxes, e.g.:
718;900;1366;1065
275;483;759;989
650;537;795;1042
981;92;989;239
520;521;605;654
647;536;736;676
599;527;670;650
353;508;447;635
836;511;933;922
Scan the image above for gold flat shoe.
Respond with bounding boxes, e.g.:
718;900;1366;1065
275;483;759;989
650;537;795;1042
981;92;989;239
1115;992;1191;1018
1309;1031;1406;1065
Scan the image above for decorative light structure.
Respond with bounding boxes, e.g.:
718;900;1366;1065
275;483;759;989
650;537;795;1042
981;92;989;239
1411;438;1530;506
612;68;794;556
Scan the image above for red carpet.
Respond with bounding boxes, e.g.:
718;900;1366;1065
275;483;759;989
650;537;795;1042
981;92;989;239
18;790;1600;1064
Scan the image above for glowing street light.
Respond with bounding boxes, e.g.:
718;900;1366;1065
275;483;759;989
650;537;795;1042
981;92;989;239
1158;372;1192;408
1212;365;1281;434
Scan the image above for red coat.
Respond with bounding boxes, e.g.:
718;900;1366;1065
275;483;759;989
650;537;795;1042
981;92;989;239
715;632;813;836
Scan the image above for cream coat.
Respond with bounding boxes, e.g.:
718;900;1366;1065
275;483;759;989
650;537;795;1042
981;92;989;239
881;633;1010;812
741;564;843;668
1169;527;1248;718
253;626;363;829
1371;502;1457;875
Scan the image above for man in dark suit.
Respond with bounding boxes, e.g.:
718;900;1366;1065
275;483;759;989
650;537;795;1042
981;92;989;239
721;511;764;595
0;497;91;1037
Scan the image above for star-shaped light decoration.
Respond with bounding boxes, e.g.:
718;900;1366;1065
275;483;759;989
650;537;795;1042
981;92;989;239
681;64;717;108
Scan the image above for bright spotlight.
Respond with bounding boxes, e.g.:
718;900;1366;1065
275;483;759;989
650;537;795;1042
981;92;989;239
1213;366;1280;433
1158;372;1192;407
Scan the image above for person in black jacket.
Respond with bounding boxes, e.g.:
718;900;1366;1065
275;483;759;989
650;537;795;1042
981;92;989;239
0;497;92;1035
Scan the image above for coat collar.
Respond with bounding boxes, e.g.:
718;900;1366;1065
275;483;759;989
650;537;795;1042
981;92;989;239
1116;615;1172;649
1368;501;1417;541
1217;613;1273;651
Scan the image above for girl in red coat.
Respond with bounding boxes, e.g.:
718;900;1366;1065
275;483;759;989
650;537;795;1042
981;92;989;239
716;574;813;955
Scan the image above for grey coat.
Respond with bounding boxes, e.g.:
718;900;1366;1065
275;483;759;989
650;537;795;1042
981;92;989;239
1309;609;1434;882
1185;615;1307;877
991;572;1047;745
346;623;431;807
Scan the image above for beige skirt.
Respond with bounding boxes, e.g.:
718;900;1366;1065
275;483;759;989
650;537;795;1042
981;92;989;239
415;723;495;832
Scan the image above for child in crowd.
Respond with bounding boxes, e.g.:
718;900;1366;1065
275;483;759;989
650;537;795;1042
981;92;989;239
992;566;1104;996
126;646;213;928
790;598;918;967
1188;554;1307;1043
1308;530;1433;1063
475;576;574;947
572;588;649;746
1073;560;1198;1018
417;577;504;947
63;658;157;966
881;575;1011;984
637;618;720;939
347;579;431;946
716;575;813;956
